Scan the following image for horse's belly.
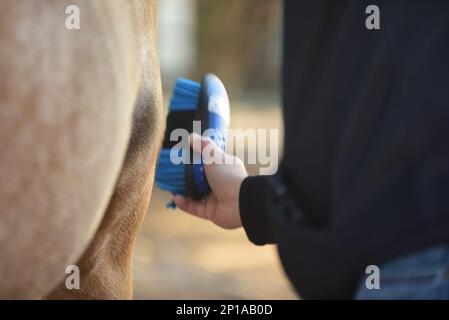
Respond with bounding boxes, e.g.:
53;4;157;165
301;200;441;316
0;0;156;298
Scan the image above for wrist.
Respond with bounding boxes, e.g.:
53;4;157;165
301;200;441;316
234;177;244;227
231;174;246;228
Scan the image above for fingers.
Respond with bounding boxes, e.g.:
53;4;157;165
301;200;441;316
173;194;211;221
173;195;198;215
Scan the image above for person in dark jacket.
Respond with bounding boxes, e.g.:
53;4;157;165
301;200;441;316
173;0;449;299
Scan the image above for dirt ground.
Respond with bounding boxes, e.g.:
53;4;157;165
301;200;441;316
132;105;298;299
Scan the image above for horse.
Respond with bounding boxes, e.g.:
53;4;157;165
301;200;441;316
0;0;164;299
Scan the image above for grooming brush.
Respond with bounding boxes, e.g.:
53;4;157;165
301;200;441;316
156;73;230;208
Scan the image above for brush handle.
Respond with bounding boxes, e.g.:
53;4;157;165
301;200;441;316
188;74;230;199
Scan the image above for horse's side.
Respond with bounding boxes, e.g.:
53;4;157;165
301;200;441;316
0;0;163;299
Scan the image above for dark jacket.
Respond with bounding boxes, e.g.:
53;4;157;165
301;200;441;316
239;0;449;299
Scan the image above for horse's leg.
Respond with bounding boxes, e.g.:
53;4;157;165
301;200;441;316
46;0;164;300
0;0;162;299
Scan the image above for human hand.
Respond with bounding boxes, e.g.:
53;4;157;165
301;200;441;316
173;133;248;229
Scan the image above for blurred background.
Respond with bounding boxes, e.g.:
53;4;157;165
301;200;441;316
132;0;297;299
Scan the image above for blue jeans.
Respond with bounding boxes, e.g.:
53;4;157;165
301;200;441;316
355;245;449;300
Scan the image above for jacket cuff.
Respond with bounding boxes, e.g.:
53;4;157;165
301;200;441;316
239;175;275;245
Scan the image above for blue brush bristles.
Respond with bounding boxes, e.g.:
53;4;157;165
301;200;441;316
170;78;201;111
156;77;201;208
156;74;230;208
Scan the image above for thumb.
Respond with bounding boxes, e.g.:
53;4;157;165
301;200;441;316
189;132;211;152
189;132;225;166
